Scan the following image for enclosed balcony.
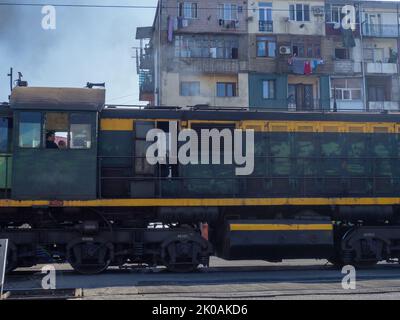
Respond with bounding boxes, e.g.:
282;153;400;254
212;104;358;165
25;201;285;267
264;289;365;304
362;24;399;38
139;70;154;102
172;58;243;74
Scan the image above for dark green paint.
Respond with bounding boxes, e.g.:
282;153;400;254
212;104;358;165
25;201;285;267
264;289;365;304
12;111;98;200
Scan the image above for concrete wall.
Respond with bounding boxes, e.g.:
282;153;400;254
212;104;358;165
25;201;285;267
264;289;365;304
160;72;249;108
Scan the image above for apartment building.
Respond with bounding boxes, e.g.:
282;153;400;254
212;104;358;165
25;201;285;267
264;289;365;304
327;0;400;111
137;0;250;108
247;0;331;110
136;0;400;112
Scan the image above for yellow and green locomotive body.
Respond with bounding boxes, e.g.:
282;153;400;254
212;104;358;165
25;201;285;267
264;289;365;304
1;86;400;273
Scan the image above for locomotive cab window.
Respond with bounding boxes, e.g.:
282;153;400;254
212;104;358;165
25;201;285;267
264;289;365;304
0;117;12;153
44;112;92;150
18;112;92;150
44;112;69;149
19;112;42;148
70;113;92;149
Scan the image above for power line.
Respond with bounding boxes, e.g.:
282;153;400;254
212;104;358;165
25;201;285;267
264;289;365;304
0;2;399;14
108;93;136;102
0;2;157;9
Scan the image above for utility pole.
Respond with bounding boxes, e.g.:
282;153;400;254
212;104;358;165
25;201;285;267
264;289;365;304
359;2;368;112
157;0;162;106
7;68;13;94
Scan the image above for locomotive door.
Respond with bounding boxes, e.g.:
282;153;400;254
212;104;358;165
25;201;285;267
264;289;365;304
132;121;156;198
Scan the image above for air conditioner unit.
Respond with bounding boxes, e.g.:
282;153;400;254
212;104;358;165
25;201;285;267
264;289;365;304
279;46;291;55
312;6;325;16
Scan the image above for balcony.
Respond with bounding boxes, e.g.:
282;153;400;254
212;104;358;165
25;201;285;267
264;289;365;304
139;51;154;70
362;24;399;38
278;57;328;74
218;19;240;30
366;62;398;74
368;101;400;112
259;20;273;32
139;70;154;102
334;60;361;74
172;58;244;74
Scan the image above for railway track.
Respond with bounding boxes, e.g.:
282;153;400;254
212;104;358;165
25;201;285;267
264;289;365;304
3;261;400;299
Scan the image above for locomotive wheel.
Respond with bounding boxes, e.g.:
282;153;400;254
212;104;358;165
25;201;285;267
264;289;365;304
67;240;113;275
328;252;378;269
163;240;202;273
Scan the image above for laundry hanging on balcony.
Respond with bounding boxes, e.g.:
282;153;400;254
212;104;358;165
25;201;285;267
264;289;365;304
289;58;324;75
341;28;356;48
168;16;174;42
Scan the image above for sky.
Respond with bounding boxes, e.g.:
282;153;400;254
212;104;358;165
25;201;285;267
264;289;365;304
0;0;158;105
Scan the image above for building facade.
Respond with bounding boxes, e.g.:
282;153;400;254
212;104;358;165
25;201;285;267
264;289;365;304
136;0;400;112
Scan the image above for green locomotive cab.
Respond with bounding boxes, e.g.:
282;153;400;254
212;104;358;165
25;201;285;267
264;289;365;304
10;87;104;200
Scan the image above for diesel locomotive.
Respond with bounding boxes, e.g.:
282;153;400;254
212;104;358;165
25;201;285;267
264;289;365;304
1;85;400;274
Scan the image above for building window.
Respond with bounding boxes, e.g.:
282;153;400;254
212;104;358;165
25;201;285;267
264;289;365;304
180;81;200;96
216;82;237;97
331;78;362;101
293;41;320;58
335;48;349;60
175;35;239;59
218;4;238;21
259;2;273;31
289;4;310;22
262;80;276;99
331;6;345;24
257;36;276;57
19;112;41;148
178;2;198;19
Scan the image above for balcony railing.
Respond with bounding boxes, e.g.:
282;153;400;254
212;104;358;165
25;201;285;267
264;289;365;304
368;101;400;112
365;62;398;74
139;70;154;103
172;57;242;74
362;24;399;37
259;20;273;32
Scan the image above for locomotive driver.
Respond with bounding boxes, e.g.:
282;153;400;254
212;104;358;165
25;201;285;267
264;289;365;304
46;131;59;149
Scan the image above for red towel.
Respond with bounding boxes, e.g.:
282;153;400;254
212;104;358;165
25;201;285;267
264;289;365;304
304;61;312;75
